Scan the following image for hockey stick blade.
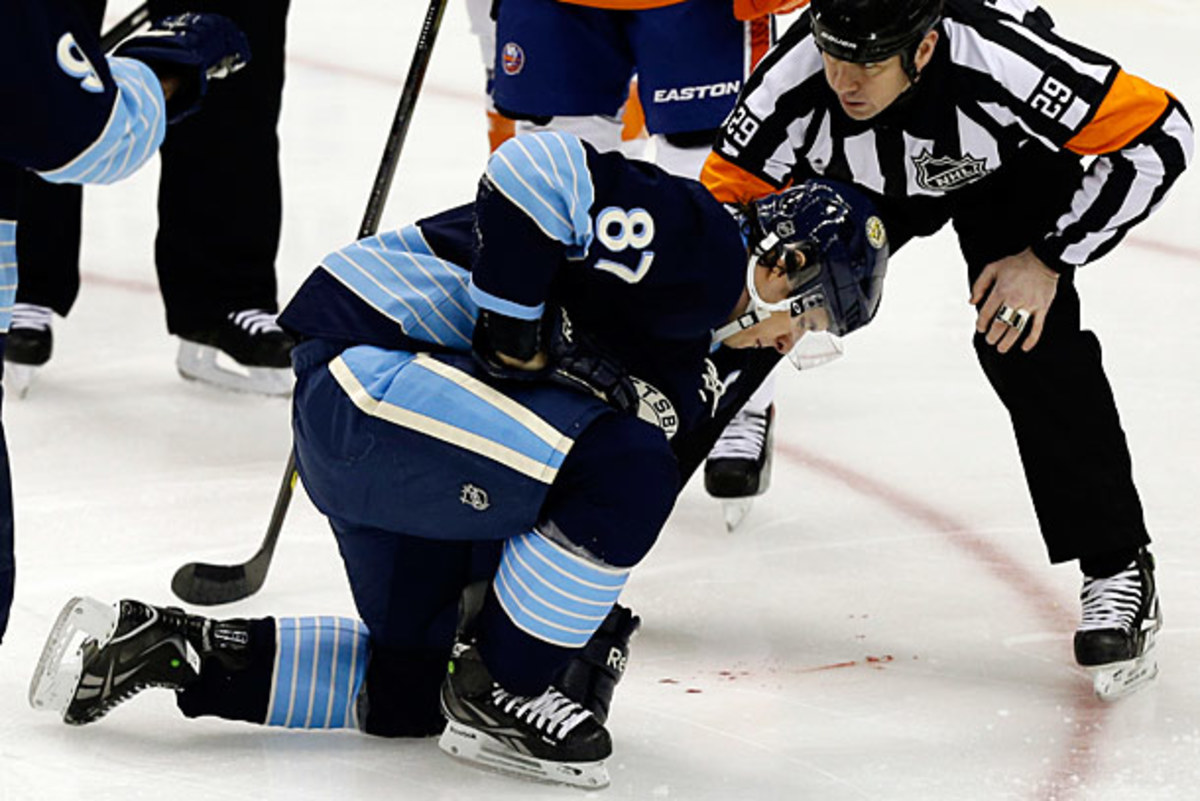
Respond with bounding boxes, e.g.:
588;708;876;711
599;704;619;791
171;559;261;606
170;453;294;605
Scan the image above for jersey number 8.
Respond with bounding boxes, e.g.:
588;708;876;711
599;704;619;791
594;207;656;284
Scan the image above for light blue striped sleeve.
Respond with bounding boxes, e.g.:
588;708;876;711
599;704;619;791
484;131;596;259
36;57;166;186
0;220;16;334
320;225;477;350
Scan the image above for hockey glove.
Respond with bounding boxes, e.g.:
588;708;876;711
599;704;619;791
113;13;250;123
555;604;641;725
546;308;640;416
471;308;550;381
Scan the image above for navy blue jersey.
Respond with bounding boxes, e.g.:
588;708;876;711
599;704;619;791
281;131;747;433
0;0;165;180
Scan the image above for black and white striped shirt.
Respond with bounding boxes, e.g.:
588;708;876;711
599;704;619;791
702;0;1193;270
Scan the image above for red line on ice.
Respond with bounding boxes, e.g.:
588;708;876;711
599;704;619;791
775;441;1106;801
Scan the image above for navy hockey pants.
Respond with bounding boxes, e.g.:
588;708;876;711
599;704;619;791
292;339;678;706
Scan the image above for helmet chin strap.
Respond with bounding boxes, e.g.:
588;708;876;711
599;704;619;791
712;237;794;345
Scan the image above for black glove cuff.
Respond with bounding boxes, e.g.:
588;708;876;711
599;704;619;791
474;308;543;363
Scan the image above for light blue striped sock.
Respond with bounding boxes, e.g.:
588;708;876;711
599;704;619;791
493;529;630;649
266;616;369;729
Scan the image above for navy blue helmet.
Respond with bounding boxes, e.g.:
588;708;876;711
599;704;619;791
749;178;889;337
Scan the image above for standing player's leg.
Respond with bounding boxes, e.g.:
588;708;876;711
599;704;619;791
4;0;105;397
0;162;21;643
6;176;84;397
631;0;772;179
631;0;779;525
465;0;516;152
492;0;633;156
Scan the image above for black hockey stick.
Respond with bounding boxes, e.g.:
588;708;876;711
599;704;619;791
170;0;450;605
100;2;151;52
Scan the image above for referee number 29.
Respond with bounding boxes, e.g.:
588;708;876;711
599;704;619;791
724;107;760;147
1031;75;1073;120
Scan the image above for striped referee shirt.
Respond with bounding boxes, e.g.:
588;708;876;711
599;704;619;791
701;0;1194;271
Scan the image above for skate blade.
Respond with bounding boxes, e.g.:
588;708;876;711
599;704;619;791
438;720;610;790
176;341;293;397
4;362;40;399
1089;635;1160;701
722;498;754;532
29;597;118;715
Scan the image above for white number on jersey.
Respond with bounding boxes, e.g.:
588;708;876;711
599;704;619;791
594;206;656;284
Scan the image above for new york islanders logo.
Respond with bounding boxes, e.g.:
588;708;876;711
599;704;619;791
501;42;525;76
912;149;989;192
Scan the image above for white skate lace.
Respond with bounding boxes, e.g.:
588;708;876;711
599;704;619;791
1078;562;1143;633
709;407;770;460
492;685;592;740
228;309;283;336
11;303;53;332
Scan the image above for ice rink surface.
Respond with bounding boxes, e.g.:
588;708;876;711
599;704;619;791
1;1;1198;799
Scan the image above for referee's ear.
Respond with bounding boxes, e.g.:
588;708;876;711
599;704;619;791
914;30;939;74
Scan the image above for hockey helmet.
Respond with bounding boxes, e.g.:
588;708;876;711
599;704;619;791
810;0;943;76
745;179;889;338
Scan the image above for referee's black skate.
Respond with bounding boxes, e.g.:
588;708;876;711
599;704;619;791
1074;549;1162;700
705;404;774;531
439;640;611;789
177;308;295;397
29;597;248;724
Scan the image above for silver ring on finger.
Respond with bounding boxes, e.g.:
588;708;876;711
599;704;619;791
994;304;1031;333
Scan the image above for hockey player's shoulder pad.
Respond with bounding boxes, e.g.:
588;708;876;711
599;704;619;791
114;13;250;123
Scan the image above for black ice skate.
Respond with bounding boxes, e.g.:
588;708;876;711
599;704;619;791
704;404;774;531
4;303;54;398
439;640;612;789
176;309;295;397
29;597;245;724
1074;550;1162;700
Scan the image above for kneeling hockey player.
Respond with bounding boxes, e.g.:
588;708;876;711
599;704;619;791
30;131;888;788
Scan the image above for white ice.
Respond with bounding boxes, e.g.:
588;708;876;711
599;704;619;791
1;1;1199;799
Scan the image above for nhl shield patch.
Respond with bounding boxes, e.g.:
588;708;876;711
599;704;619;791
912;149;989;192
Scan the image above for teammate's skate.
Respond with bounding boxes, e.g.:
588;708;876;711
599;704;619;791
29;597;247;724
4;303;54;398
176;309;295;397
705;403;774;531
1074;549;1162;700
439;640;612;789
